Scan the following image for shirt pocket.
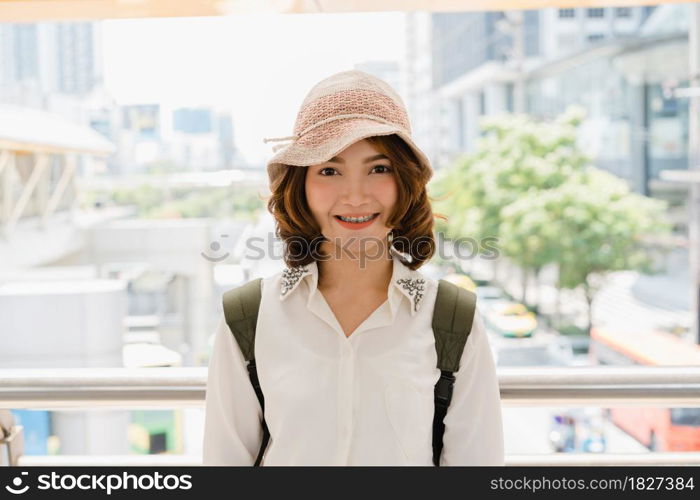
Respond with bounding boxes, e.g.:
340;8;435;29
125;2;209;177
384;380;434;465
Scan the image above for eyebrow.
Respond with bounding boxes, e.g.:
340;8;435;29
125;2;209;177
325;154;389;164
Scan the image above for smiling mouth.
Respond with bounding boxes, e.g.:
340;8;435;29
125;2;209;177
334;213;380;221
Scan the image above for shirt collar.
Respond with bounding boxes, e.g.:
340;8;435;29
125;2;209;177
279;253;427;316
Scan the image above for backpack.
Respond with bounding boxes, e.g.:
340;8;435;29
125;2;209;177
222;277;476;466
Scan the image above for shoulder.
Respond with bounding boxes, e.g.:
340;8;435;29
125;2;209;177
263;268;291;295
429;276;477;312
222;276;265;300
222;265;309;303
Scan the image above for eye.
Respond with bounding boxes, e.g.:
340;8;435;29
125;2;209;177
372;164;392;174
319;167;337;176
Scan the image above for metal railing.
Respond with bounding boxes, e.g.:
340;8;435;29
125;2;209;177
1;366;700;466
2;366;699;409
0;367;206;409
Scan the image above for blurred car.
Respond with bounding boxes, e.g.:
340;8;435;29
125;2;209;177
442;273;477;292
475;285;506;323
483;301;537;338
550;409;607;453
581;427;607;453
549;413;577;452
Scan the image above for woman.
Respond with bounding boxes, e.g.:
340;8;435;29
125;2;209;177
203;70;504;466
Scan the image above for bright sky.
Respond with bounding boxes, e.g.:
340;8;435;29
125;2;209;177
101;13;406;165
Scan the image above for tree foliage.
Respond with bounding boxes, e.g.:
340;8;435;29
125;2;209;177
82;184;264;221
431;106;672;334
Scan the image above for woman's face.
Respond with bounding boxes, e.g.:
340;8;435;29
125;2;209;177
305;138;398;259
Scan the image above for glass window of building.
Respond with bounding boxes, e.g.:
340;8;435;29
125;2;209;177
587;8;605;18
615;7;632;18
558;9;575;19
587;33;605;43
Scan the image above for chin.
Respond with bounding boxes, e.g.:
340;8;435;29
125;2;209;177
340;235;385;252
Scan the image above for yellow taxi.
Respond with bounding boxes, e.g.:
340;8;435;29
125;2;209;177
484;302;537;338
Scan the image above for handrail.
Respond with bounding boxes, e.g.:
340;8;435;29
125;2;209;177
0;367;205;409
1;366;699;409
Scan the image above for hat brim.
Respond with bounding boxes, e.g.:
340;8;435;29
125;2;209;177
266;118;432;186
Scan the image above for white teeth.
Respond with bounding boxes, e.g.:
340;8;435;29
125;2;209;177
338;214;375;223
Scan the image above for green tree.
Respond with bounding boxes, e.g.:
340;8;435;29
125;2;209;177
84;184;264;220
431;106;673;335
501;167;671;334
432;106;589;293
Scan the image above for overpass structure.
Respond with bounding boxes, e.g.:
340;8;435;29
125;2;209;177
0;105;115;270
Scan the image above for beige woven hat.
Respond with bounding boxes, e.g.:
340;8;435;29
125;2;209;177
263;69;432;186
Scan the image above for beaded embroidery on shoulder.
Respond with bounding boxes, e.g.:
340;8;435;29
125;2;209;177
280;265;311;297
395;276;426;313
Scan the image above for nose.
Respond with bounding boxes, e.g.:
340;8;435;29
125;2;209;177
340;175;371;206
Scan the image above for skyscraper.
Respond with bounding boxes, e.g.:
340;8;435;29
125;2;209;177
55;22;101;95
0;22;102;98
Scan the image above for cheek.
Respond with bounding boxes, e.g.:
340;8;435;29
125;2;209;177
305;178;336;216
376;176;398;207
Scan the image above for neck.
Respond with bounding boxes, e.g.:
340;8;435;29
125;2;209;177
317;242;393;295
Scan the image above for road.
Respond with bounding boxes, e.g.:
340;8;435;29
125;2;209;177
464;248;692;338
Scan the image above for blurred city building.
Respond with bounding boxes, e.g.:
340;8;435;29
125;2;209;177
354;60;403;101
405;5;688;206
171;107;237;171
0;22;102;99
0;22;239;176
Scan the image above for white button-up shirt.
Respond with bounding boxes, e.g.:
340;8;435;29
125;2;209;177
203;254;504;466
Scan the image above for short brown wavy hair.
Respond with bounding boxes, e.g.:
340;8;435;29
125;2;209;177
265;134;446;270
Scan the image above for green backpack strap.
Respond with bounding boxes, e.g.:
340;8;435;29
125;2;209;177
222;277;269;466
432;279;477;372
222;278;263;362
431;279;477;466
